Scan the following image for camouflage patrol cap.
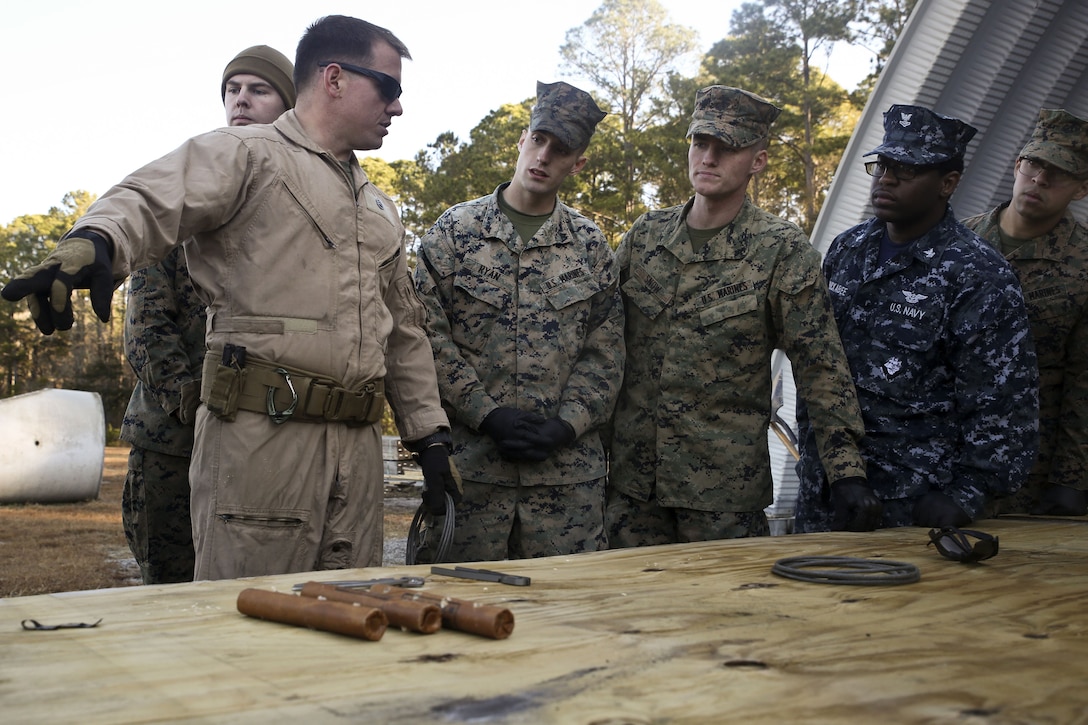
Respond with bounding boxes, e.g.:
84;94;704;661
865;104;976;165
1018;109;1088;178
686;86;781;148
530;81;607;151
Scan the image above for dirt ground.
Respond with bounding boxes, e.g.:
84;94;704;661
0;444;421;598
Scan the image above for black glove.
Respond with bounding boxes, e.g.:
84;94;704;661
912;491;971;528
177;379;202;426
499;417;576;463
1031;484;1088;516
480;407;543;443
404;431;463;516
829;476;883;531
1;232;115;335
416;445;463;515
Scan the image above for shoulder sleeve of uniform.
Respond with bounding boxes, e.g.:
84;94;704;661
78;130;253;276
772;225;824;296
418;206;469;281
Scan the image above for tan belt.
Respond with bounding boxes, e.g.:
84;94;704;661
201;353;385;426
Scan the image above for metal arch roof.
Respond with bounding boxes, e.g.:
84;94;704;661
810;0;1088;255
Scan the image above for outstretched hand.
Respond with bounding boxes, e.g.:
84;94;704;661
1;234;115;335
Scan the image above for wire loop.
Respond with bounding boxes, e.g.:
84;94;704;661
772;556;920;585
405;493;455;565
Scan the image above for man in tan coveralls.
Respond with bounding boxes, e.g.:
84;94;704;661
2;15;458;580
120;44;296;585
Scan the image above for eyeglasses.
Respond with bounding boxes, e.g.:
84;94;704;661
319;61;402;102
1017;156;1082;185
927;527;999;564
864;160;929;181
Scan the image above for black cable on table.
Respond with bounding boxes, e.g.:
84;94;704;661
771;556;920;585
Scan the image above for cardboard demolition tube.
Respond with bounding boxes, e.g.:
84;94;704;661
298;582;442;634
237;588;387;641
367;584;515;640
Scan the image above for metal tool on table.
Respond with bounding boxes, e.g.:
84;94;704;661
429;565;531;587
21;618;103;631
290;576;424;592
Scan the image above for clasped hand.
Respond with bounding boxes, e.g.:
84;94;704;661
481;407;575;462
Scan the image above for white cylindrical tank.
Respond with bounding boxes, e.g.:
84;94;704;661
0;389;105;503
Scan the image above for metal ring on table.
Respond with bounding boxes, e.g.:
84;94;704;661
771;556;920;585
405;493;455;565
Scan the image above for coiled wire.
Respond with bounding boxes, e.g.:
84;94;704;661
405;493;455;565
772;556;920;585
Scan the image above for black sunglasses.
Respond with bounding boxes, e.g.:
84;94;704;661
864;160;930;181
319;61;402;102
927;527;999;563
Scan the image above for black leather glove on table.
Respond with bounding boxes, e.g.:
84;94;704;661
912;490;971;528
1;232;115;335
404;431;463;516
1031;484;1088;516
829;476;883;531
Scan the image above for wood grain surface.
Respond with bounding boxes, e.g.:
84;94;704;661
2;518;1087;724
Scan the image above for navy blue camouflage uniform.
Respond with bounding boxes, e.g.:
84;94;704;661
795;207;1040;529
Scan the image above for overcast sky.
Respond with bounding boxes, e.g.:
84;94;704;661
0;0;873;224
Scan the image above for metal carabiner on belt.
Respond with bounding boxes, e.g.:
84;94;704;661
266;368;298;424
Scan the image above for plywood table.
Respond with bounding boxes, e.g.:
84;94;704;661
2;518;1087;723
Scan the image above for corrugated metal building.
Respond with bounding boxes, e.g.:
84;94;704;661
767;0;1088;529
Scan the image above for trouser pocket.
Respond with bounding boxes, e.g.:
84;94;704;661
210;507;311;578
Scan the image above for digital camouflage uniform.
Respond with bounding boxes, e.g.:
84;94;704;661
800;205;1035;529
796;207;1039;529
414;82;623;561
120;247;206;583
607;85;866;546
963;111;1088;511
796;106;1039;531
415;184;624;559
797;106;1040;531
609;197;867;542
964;206;1088;510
